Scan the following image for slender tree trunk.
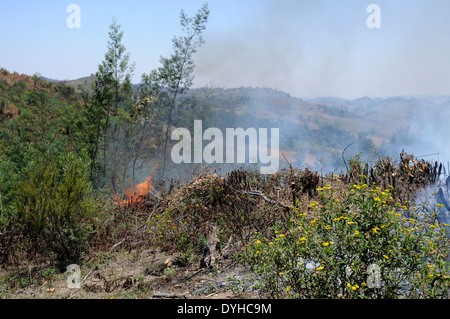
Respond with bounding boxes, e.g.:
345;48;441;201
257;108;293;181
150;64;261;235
90;117;102;186
160;38;195;180
161;93;178;180
102;106;110;181
110;78;120;194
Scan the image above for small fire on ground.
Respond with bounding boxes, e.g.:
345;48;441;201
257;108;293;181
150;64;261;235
115;176;154;206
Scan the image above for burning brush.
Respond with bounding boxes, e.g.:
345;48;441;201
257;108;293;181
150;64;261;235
115;176;154;207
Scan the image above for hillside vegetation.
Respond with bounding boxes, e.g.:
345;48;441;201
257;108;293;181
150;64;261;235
1;66;449;299
1;3;449;299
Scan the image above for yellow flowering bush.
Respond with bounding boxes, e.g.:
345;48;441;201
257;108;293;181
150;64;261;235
242;180;450;299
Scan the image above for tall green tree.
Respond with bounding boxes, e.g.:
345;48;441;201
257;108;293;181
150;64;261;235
92;17;135;190
142;3;209;179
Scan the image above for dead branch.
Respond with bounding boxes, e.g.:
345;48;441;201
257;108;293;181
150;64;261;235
342;141;356;176
282;153;296;206
173;269;203;285
152;292;186;299
237;190;291;209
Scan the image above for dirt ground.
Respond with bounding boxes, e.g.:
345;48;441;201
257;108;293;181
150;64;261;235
0;248;259;299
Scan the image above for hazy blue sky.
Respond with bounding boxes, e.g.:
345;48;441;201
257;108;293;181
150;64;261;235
1;0;449;98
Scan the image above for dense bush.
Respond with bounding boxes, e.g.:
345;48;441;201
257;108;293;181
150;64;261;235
10;152;100;269
242;177;450;298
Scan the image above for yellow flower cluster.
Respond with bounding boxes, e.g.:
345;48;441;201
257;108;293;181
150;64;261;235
308;201;319;208
334;216;350;221
347;283;360;291
403;227;419;232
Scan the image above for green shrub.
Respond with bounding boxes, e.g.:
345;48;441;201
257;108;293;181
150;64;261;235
13;152;99;269
242;178;450;299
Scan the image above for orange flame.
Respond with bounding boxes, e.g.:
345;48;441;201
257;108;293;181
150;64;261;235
117;176;154;206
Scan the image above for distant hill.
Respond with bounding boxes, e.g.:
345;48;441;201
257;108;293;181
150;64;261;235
2;68;448;172
62;74;143;93
183;86;450;170
62;74;97;93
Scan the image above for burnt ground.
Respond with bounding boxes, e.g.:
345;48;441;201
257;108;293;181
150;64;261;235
0;248;258;299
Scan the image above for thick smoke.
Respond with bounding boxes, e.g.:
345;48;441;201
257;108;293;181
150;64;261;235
138;1;450;184
193;0;450;99
194;0;356;98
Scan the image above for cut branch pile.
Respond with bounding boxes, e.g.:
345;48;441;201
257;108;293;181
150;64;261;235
109;152;445;266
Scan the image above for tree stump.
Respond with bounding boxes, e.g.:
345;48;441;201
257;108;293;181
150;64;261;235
200;224;220;268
